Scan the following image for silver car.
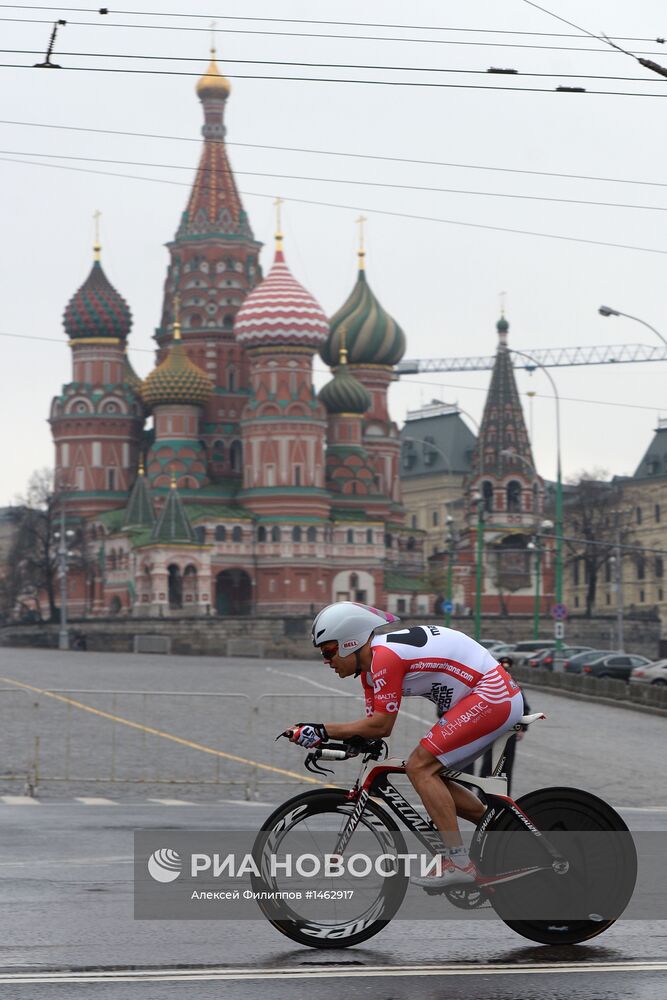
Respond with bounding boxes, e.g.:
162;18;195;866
629;660;667;687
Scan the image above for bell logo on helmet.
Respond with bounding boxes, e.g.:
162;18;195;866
342;640;357;649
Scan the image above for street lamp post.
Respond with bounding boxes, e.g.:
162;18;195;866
527;520;554;640
598;305;667;348
444;514;459;628
509;349;563;652
471;491;485;640
54;500;75;651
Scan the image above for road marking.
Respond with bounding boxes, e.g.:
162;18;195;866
218;798;275;807
0;961;665;984
0;795;38;805
0;675;326;788
75;797;117;806
147;798;193;806
0;855;132;868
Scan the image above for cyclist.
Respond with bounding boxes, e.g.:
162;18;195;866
285;602;524;888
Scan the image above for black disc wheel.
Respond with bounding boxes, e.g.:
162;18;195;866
251;788;409;948
474;786;637;946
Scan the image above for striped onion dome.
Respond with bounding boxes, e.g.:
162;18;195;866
63;259;132;342
319;351;371;415
141;331;213;409
234;240;329;351
321;264;406;367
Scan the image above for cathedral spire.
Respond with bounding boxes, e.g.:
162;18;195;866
177;49;252;241
470;314;535;478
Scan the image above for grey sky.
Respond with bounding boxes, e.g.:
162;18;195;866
2;0;667;504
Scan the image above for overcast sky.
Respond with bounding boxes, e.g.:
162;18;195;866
2;0;667;504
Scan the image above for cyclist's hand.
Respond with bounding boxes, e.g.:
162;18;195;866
285;723;329;748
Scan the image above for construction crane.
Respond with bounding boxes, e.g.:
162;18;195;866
397;343;667;375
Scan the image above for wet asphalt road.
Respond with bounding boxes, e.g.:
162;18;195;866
0;647;664;998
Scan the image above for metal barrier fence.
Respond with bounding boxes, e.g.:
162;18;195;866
0;686;441;797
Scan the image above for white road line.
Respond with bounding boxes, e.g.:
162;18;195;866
0;856;132;868
0;961;665;984
266;667;434;725
218;799;275;807
147;798;193;806
75;797;117;806
0;795;38;805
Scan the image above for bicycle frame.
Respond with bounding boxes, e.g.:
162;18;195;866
334;719;567;875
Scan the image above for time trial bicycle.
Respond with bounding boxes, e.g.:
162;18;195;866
251;711;637;949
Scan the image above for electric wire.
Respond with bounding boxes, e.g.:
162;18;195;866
3;153;667;256
3;59;667;98
0;47;662;84
6;146;667;215
0;4;662;42
2;15;666;57
3;117;667;192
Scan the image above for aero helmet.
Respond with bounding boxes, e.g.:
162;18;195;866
311;602;400;655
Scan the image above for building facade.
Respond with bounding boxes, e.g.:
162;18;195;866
49;52;425;618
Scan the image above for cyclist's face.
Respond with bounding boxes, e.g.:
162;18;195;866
319;642;358;677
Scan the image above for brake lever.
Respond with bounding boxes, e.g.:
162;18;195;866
305;752;334;776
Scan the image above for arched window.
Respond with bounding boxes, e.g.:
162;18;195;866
350;573;359;589
232;525;242;542
506;480;522;513
366;529;373;544
292;526;302;542
228;370;236;392
257;525;267;542
656;556;664;579
190;313;202;328
213;440;224;464
214;525;226;542
407;536;416;551
347;529;354;544
230;440;243;472
194;526;206;544
482;480;494;512
223;315;234;330
271;525;281;543
307;526;317;542
385;533;393;548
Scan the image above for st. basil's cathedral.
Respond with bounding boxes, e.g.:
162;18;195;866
49;50;421;618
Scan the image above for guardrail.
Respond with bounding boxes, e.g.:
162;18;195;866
512;666;667;712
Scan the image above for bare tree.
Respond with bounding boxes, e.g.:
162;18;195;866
564;470;629;617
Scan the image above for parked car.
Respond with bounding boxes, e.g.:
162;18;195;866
511;639;557;667
490;643;518;659
563;650;612;674
566;651;652;682
479;639;508;651
629;660;667;686
527;645;593;671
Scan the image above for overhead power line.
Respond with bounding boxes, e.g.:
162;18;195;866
1;15;666;57
0;329;663;416
3;59;667;98
5;146;667;215
2;153;667;257
3;117;667;192
0;5;662;42
0;47;661;84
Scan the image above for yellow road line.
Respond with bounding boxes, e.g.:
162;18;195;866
0;675;325;787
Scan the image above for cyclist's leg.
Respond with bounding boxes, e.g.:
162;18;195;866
405;746;469;847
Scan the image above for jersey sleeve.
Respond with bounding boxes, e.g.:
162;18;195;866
369;645;406;715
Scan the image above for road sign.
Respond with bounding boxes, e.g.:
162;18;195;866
554;621;565;640
443;600;453;613
551;603;568;621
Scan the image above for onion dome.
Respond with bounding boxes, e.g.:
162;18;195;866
196;47;231;100
321;251;406;367
123;347;142;396
63;250;132;342
141;315;213;409
234;231;329;351
319;347;371;415
497;313;509;345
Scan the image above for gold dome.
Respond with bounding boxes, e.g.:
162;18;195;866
141;323;213;409
196;49;231;100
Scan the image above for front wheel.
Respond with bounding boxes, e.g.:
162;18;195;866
474;787;637;946
251;788;409;948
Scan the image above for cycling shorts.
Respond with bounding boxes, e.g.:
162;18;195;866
420;668;524;768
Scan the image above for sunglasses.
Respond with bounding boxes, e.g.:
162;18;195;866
319;644;339;661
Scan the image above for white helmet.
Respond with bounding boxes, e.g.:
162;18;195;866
312;602;400;655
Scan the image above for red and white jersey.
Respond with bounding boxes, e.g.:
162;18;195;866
361;625;519;717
